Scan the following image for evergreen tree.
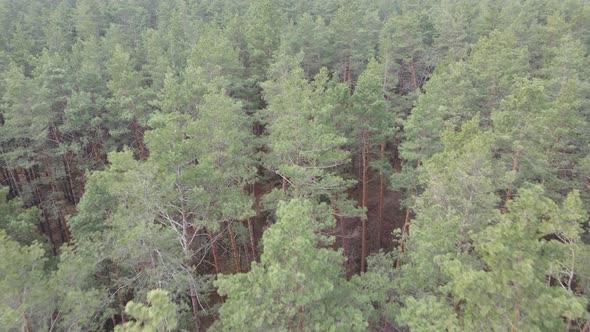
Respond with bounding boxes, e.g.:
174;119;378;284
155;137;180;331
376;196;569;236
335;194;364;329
115;289;178;332
214;199;370;331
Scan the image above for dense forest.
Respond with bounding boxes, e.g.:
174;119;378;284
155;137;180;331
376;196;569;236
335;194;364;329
0;0;589;330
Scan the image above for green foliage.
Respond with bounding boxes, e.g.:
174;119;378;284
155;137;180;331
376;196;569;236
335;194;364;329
0;185;41;244
115;289;178;332
261;60;355;210
0;230;51;331
214;199;369;331
1;1;590;330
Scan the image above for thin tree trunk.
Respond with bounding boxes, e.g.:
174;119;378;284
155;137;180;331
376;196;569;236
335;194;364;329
10;169;22;197
346;56;353;95
42;208;57;255
131;118;147;160
410;53;418;91
396;208;412;268
378;143;385;250
61;155;77;204
504;149;522;211
341;216;347;274
227;221;241;273
297;305;304;330
57;210;71;243
115;263;126;323
189;283;201;332
512;292;520;332
22;312;32;332
361;141;368;273
179;206;202;332
242;242;250;267
247;218;256;260
208;231;221;274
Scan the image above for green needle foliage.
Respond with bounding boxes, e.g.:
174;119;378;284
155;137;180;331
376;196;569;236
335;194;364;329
214;199;370;331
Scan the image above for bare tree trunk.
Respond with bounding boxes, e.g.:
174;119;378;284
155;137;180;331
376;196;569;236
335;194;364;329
208;231;221;274
504;149;522;211
131;118;147;160
410;53;418;91
378;143;385;250
512;291;520;332
227;221;241;273
189;283;201;332
247;218;257;261
57;210;71;243
341;216;348;273
42;208;57;255
180;208;202;331
10;169;22;197
22;312;32;332
361;141;368;273
115;263;126;323
396;208;412;268
242;242;250;267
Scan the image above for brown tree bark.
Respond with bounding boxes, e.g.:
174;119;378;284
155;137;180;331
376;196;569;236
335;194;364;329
227;221;241;273
42;208;57;255
396;207;412;268
512;291;520;332
341;216;348;274
208;231;221;274
409;53;418;91
247;218;257;261
378;143;385;249
189;283;201;332
361;140;368;273
504;148;522;211
115;263;126;323
131;118;147;160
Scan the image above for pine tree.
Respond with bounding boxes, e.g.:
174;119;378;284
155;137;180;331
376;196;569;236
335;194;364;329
350;58;392;272
214;199;370;331
115;289;178;332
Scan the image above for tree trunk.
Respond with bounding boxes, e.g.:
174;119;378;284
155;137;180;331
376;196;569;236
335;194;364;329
22;312;32;332
341;216;348;274
61;155;77;204
410;52;418;91
42;208;57;255
242;242;250;267
247;218;256;261
396;207;412;268
504;148;522;211
378;143;385;250
227;221;241;273
131;118;147;160
57;210;71;243
208;231;221;274
512;292;520;332
115;263;126;323
346;56;353;95
189;283;201;332
361;141;368;273
10;169;22;197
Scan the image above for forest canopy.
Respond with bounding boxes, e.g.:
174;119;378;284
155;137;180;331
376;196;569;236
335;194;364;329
0;0;589;331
